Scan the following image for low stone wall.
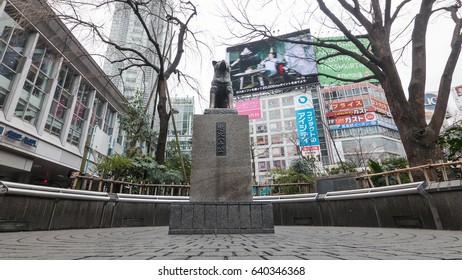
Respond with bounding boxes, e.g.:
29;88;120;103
0;195;170;231
1;180;462;232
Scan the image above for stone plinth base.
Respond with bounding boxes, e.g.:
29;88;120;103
168;202;274;234
189;113;252;202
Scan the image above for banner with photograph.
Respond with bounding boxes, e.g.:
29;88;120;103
226;29;318;96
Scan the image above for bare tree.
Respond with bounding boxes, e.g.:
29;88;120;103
221;0;462;180
24;0;201;164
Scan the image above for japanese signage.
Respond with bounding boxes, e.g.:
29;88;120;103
330;99;364;111
329;112;376;125
235;99;262;120
0;126;39;149
295;94;319;151
315;36;378;85
371;98;390;115
325;107;374;117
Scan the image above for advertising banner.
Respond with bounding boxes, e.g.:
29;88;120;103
294;94;320;156
315;36;377;85
235;99;262;120
226;29;318;96
330;99;364;111
330;112;376;125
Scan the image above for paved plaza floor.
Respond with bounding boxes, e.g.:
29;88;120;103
0;226;461;260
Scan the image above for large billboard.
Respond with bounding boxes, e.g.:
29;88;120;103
315;36;377;85
226;29;318;96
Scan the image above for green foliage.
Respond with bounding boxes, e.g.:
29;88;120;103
164;140;191;183
270;159;314;195
118;92;157;157
93;154;133;180
438;126;462;161
368;157;410;187
93;153;182;184
326;161;358;175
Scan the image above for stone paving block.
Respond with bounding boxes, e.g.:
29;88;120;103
3;226;462;260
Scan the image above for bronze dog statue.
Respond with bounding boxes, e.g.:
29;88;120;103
209;60;234;109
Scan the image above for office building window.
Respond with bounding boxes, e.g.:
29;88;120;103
256;123;267;133
272;146;285;157
0;6;28;109
273;160;286;169
269;109;280;120
282;96;294;106
269;121;282;132
258;161;271;171
67;82;91;146
271;134;283;144
283;107;295;118
45;66;77;135
15;41;56;125
268;98;279;108
89;96;103;133
256;135;268;146
103;108;115;135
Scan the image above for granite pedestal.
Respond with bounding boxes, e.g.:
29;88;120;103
168;109;274;234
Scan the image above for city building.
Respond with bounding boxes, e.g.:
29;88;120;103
322;83;404;170
235;86;327;183
166;96;194;156
103;1;168;106
0;0;127;187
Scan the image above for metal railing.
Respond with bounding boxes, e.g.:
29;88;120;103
324;181;426;201
355;159;462;188
252;183;314;196
71;175;190;196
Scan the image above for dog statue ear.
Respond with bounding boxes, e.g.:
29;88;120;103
212;60;217;66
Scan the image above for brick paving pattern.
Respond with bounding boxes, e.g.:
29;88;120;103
0;226;461;260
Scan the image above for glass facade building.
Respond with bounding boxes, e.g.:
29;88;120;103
0;0;127;187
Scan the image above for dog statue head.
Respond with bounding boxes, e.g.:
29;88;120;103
212;60;231;82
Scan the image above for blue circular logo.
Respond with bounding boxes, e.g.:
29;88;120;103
298;96;308;104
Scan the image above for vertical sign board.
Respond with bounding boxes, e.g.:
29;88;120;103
295;94;320;159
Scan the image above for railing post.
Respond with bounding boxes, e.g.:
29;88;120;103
367;177;374;188
98;179;103;192
423;166;431;185
384;175;390;186
395;172;402;184
72;177;79;189
87;177;93;191
406;165;414;182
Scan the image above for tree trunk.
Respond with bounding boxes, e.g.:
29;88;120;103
155;79;169;164
397;122;446;181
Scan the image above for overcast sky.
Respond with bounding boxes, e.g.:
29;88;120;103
80;1;462;112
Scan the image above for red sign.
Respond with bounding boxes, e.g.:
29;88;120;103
332;113;376;124
331;99;364;111
371;98;389;114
